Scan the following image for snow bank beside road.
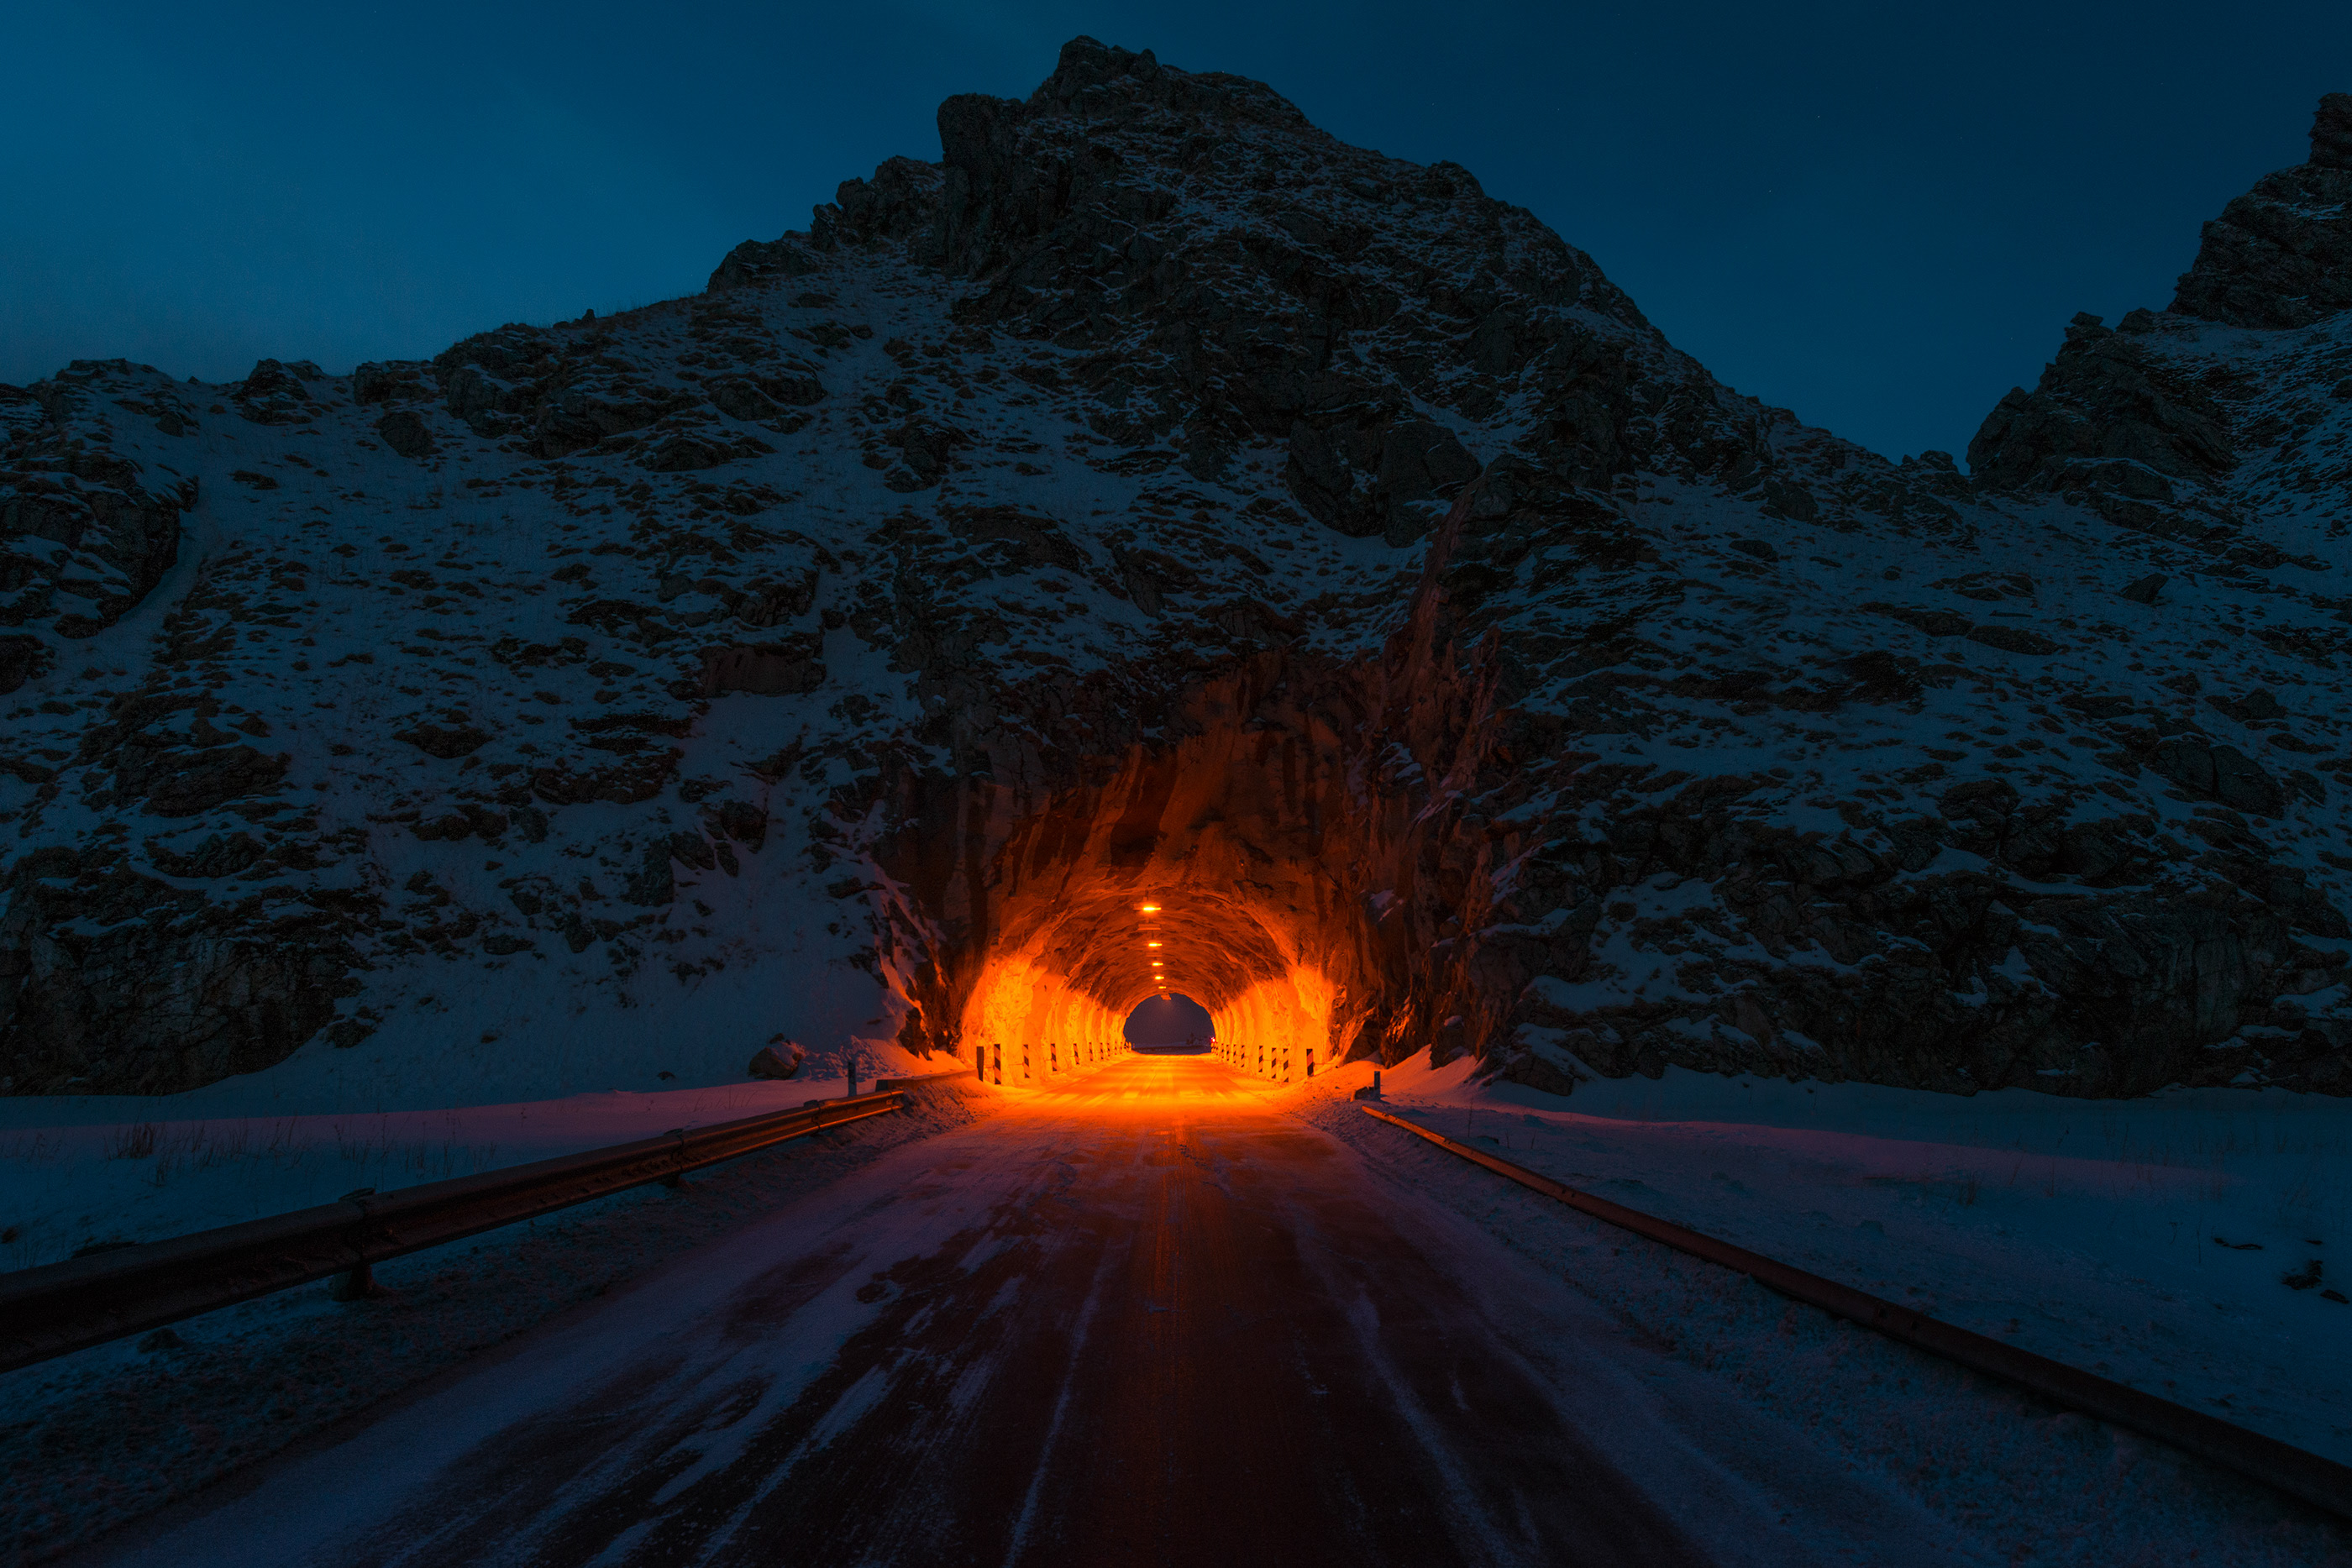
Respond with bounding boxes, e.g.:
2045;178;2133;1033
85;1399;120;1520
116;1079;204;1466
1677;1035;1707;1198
1305;1057;2352;1469
1304;1076;2352;1565
0;1039;934;1273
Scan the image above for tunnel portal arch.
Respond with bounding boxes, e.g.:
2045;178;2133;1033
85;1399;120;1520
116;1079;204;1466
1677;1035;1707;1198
867;504;1525;1093
889;649;1505;1082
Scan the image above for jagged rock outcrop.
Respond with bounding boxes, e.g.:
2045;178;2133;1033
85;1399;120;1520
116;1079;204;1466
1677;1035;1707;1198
2172;93;2352;328
1966;312;2236;523
1970;96;2352;549
1;41;2346;1101
0;362;194;691
0;843;364;1095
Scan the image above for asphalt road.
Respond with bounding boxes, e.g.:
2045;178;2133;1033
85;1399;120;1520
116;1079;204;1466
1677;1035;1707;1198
85;1056;1984;1567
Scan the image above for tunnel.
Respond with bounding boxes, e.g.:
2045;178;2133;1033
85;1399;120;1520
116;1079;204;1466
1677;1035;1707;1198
851;496;1562;1099
872;647;1410;1088
862;527;1541;1099
941;705;1366;1081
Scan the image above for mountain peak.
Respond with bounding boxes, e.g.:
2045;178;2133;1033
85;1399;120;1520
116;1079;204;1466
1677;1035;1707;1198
1030;36;1165;105
2310;90;2352;169
1024;35;1311;128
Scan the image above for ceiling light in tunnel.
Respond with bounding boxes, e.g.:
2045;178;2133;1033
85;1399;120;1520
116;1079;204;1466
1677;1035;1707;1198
1139;904;1160;912
1147;941;1163;947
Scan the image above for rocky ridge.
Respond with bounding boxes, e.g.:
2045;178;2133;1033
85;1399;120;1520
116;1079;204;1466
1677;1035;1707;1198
1;39;2347;1104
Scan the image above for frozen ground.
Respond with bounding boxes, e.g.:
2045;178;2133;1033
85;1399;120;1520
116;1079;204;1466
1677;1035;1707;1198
1299;1057;2352;1468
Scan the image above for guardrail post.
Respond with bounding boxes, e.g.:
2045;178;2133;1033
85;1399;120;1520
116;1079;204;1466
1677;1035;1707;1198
331;1188;382;1300
329;1259;377;1302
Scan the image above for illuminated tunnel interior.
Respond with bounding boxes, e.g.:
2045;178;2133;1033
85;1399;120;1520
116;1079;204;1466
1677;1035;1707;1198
920;666;1425;1093
953;873;1350;1081
885;618;1503;1102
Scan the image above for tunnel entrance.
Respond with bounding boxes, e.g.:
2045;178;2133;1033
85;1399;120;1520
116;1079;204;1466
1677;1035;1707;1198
1125;994;1213;1053
881;648;1474;1097
869;526;1531;1102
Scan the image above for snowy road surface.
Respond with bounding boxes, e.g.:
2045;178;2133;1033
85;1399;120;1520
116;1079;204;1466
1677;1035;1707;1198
86;1057;1990;1567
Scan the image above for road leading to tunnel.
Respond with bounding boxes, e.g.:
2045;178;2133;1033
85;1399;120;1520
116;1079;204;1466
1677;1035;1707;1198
85;1057;1989;1568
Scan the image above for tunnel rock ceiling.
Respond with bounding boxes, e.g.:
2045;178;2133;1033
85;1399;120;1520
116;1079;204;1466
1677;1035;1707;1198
3;45;2351;1100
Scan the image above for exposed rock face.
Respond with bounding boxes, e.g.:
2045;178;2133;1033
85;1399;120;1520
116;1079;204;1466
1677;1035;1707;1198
2172;95;2352;329
0;844;361;1095
0;362;194;691
1;40;2347;1101
1967;314;2235;512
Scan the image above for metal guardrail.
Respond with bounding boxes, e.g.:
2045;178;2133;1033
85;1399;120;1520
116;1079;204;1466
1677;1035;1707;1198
874;1069;980;1091
0;1089;907;1377
1361;1104;2352;1524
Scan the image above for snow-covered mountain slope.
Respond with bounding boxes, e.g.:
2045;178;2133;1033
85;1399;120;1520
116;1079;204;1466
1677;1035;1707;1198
2;39;2347;1111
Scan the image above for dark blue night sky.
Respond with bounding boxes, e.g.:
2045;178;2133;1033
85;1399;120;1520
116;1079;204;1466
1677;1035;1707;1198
6;1;2347;460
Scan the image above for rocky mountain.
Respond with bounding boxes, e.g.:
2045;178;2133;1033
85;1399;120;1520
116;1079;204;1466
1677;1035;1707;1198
3;41;2347;1106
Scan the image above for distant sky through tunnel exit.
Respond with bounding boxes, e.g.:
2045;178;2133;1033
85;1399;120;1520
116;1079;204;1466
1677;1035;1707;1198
4;2;2348;461
1125;994;1214;1045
